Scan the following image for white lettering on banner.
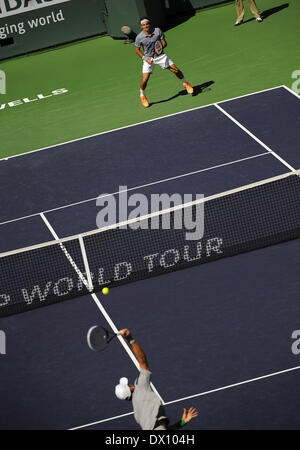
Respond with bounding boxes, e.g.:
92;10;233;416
0;238;224;310
114;262;133;281
143;253;159;273
206;237;223;256
183;241;202;261
97;268;111;287
0;294;10;307
22;282;52;305
0;70;6;94
53;277;74;297
0;330;6;355
159;249;180;268
0;0;71;19
27;9;65;29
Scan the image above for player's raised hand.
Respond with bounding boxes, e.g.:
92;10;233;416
120;329;132;340
182;407;199;424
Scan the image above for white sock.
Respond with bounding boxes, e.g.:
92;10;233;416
140;89;145;96
182;78;187;84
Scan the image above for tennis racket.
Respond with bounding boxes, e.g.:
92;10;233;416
153;40;163;57
87;325;122;352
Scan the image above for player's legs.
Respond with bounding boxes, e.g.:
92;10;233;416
235;0;245;23
248;0;262;19
140;73;151;107
140;60;154;107
140;72;151;91
167;64;194;94
167;64;184;79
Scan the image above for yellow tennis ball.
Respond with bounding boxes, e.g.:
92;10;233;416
102;287;109;295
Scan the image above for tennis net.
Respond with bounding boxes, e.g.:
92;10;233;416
1;170;299;317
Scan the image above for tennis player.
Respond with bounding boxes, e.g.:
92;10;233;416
115;328;199;430
135;18;194;108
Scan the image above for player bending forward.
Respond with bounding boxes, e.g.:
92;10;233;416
115;328;199;430
135;18;194;108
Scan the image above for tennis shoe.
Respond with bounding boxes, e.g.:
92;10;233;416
184;82;194;94
140;95;149;108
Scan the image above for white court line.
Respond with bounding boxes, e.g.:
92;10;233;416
214;103;296;172
78;235;94;292
281;85;300;99
0;85;286;164
164;365;300;406
69;365;300;430
40;213;59;239
69;411;135;431
39;213;165;406
0;152;271;227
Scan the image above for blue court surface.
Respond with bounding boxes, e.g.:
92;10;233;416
0;86;300;430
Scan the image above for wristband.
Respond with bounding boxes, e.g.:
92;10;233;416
180;419;186;427
129;339;136;345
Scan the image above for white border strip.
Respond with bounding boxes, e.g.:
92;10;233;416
0;152;270;227
0;85;288;164
69;365;300;430
78;235;93;292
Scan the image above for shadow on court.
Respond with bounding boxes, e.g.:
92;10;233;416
149;81;215;107
242;3;289;24
261;3;289;20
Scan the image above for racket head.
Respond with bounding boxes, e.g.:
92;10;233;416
87;325;110;352
154;40;163;56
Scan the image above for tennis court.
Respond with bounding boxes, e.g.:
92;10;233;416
1;84;300;430
0;0;300;431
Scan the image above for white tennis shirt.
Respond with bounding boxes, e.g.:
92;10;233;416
135;27;165;58
132;368;167;430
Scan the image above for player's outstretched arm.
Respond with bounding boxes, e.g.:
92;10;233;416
120;329;150;371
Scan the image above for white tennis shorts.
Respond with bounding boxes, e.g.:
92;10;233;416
142;54;174;74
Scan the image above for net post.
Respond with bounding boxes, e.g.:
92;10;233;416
78;235;93;292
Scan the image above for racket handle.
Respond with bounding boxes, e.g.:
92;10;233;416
107;332;122;344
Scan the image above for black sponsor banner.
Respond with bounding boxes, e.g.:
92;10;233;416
0;0;107;60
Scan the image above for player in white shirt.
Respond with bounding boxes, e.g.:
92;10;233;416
135;18;194;107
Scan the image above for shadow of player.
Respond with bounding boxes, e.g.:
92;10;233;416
261;3;289;20
149;81;215;107
242;3;289;24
